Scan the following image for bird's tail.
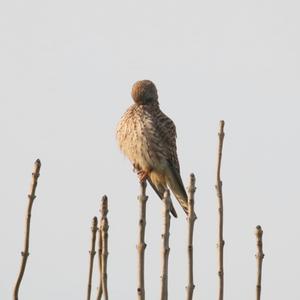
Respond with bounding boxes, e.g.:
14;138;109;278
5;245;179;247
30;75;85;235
146;177;178;218
165;161;197;218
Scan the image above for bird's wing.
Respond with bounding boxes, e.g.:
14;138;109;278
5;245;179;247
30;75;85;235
155;111;181;173
154;111;189;214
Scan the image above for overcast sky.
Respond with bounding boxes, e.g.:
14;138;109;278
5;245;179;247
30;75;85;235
1;0;300;299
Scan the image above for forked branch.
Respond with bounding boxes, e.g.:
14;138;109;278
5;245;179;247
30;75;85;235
13;159;41;300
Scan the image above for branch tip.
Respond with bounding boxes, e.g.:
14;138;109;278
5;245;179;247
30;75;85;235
35;158;41;165
14;159;41;300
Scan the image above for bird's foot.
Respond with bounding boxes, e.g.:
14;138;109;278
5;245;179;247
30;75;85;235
137;170;148;182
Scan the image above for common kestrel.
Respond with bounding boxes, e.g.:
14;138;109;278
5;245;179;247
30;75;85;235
116;80;189;218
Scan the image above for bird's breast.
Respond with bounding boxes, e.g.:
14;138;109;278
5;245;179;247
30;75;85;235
116;106;165;172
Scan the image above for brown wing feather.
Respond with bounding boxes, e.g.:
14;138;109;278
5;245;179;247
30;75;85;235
160;113;180;172
153;108;189;214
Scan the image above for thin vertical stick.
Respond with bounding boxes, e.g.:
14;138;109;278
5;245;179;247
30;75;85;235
96;196;107;300
160;190;171;300
100;196;109;300
215;120;225;300
137;181;148;300
87;217;98;300
13;159;41;300
186;174;197;300
255;225;264;300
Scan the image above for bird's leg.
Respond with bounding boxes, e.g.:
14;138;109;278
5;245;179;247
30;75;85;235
137;169;148;182
133;163;149;182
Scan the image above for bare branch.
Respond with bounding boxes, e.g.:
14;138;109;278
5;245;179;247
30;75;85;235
160;190;171;300
87;217;98;300
186;174;197;300
100;196;109;300
137;181;148;300
255;225;264;300
96;196;107;300
215;120;225;300
13;159;41;300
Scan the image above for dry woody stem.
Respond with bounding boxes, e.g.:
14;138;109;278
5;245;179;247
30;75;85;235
215;120;225;300
255;225;264;300
96;224;103;300
186;174;197;300
99;196;109;300
137;181;148;300
96;195;108;300
13;159;41;300
160;190;171;300
87;217;98;300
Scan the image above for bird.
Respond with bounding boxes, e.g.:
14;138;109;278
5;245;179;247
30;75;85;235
116;80;189;218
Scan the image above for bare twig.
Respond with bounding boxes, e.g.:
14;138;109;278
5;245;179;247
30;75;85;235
96;238;103;300
215;120;225;300
87;217;98;300
96;196;107;300
137;181;148;300
100;196;109;300
186;174;197;300
255;225;264;300
13;159;41;300
160;190;171;300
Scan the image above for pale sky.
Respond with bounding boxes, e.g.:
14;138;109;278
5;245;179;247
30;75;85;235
1;0;300;299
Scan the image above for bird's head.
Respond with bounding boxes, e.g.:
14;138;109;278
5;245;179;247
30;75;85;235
131;80;159;105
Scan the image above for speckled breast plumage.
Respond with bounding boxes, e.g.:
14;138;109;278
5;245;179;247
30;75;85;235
116;103;167;173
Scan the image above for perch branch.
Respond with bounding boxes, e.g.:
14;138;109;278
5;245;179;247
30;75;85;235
186;173;197;300
255;225;264;300
13;159;41;300
160;190;171;300
100;196;109;300
215;120;225;300
87;217;98;300
137;180;148;300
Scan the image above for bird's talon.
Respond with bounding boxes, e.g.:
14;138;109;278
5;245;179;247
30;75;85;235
137;170;148;182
